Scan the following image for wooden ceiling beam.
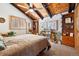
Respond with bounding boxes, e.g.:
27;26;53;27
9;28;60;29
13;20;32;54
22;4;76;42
27;3;43;19
33;3;49;18
10;3;35;20
42;3;52;18
26;11;40;20
68;3;75;13
34;10;44;19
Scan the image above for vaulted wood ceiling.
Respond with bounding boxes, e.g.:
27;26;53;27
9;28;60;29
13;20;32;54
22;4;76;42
11;3;75;20
11;3;40;20
33;3;48;17
48;3;69;15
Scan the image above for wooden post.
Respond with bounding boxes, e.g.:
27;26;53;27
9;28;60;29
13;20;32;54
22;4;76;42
74;4;79;54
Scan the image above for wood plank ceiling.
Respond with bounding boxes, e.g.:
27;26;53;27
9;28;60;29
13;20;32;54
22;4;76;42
11;3;75;20
48;3;69;15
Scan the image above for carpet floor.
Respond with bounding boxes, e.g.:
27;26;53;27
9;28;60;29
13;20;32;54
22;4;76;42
40;41;79;56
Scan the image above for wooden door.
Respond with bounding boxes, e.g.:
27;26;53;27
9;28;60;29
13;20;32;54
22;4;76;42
62;12;75;47
32;20;39;34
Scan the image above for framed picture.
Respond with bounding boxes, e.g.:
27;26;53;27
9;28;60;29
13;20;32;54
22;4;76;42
0;17;5;23
9;16;27;30
65;17;72;23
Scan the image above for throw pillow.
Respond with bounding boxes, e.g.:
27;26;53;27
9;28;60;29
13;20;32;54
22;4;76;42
0;36;6;51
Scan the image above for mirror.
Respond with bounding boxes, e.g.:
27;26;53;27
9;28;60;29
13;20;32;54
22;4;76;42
0;17;5;23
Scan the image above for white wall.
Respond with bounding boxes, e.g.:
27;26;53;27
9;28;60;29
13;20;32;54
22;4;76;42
0;3;32;34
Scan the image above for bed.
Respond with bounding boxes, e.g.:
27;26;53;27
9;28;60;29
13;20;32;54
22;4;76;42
0;34;50;56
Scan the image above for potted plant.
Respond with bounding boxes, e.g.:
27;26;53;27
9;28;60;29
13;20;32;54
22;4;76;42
8;31;16;37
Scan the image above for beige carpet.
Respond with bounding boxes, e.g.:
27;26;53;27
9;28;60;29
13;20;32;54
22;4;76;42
41;41;79;56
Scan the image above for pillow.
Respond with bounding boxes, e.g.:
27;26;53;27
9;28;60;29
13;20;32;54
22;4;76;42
0;36;6;51
0;35;4;39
